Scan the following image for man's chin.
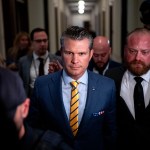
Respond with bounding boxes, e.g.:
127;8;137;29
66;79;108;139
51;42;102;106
129;66;148;76
96;63;104;68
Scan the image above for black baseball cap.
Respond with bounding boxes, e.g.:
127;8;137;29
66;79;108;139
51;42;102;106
0;67;27;119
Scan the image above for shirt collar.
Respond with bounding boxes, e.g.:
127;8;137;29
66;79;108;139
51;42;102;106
127;69;150;83
62;70;88;85
33;51;49;60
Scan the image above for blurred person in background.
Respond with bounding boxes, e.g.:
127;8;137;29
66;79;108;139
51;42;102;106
18;27;62;98
0;67;72;150
6;31;31;71
88;36;121;75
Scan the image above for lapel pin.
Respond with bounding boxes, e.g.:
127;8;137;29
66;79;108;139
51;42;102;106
92;87;95;90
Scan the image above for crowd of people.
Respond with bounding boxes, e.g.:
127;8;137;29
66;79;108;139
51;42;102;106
1;1;150;149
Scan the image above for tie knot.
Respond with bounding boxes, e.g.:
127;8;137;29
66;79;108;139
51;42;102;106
70;81;79;88
134;77;143;83
38;58;44;63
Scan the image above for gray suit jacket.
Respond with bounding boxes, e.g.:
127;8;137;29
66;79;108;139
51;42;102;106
18;52;61;97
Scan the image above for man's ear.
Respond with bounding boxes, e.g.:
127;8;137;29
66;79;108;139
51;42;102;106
90;49;94;60
22;98;30;118
109;47;112;55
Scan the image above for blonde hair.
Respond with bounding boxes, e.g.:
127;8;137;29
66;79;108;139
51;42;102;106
8;32;31;60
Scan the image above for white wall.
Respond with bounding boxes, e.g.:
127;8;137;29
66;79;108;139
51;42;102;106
127;0;143;33
70;14;91;27
0;0;145;60
48;0;57;53
112;0;122;62
28;0;45;32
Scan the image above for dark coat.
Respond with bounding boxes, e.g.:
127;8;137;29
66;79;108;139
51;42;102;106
18;53;61;97
20;124;73;150
105;66;150;150
88;59;121;75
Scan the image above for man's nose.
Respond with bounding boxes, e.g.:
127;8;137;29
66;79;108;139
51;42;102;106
72;54;78;63
135;51;142;60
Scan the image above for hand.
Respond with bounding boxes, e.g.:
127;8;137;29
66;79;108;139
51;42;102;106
48;60;63;73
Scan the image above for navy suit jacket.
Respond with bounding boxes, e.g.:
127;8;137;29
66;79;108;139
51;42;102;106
105;66;150;150
88;59;121;75
28;70;117;150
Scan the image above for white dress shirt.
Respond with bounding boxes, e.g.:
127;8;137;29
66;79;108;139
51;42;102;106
30;51;49;88
62;70;88;124
93;63;109;75
120;70;150;118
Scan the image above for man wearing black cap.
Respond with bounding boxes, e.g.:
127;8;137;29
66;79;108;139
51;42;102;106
0;67;72;150
139;0;150;29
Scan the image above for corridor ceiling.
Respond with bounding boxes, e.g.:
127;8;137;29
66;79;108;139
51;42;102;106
65;0;98;14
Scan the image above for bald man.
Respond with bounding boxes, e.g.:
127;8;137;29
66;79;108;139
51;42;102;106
88;36;121;75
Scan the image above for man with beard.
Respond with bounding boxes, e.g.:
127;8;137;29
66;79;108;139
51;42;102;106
88;36;121;75
105;27;150;150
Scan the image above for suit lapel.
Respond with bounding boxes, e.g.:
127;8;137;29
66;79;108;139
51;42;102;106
26;55;33;81
78;71;102;134
115;67;136;119
47;71;73;136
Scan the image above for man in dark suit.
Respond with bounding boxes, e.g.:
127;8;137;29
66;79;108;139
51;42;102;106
18;28;62;97
105;28;150;150
88;36;121;75
27;26;117;150
0;67;72;150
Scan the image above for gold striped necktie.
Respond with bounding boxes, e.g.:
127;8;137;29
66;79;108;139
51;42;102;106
70;81;79;136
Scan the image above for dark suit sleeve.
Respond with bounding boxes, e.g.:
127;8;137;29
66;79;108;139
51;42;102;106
35;130;73;150
26;77;44;128
104;80;117;150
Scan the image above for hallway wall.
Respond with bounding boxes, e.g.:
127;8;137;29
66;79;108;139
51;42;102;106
0;0;146;61
28;0;45;32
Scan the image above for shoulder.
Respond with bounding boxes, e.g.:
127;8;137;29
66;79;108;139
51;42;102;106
35;130;73;150
0;67;18;78
19;54;32;62
48;53;60;59
105;66;126;81
35;70;62;84
88;70;115;85
48;54;63;65
109;59;122;68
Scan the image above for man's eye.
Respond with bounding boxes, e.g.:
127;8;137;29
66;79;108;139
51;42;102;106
79;52;86;56
129;49;136;54
101;54;107;57
141;50;150;55
93;54;99;57
64;51;72;55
